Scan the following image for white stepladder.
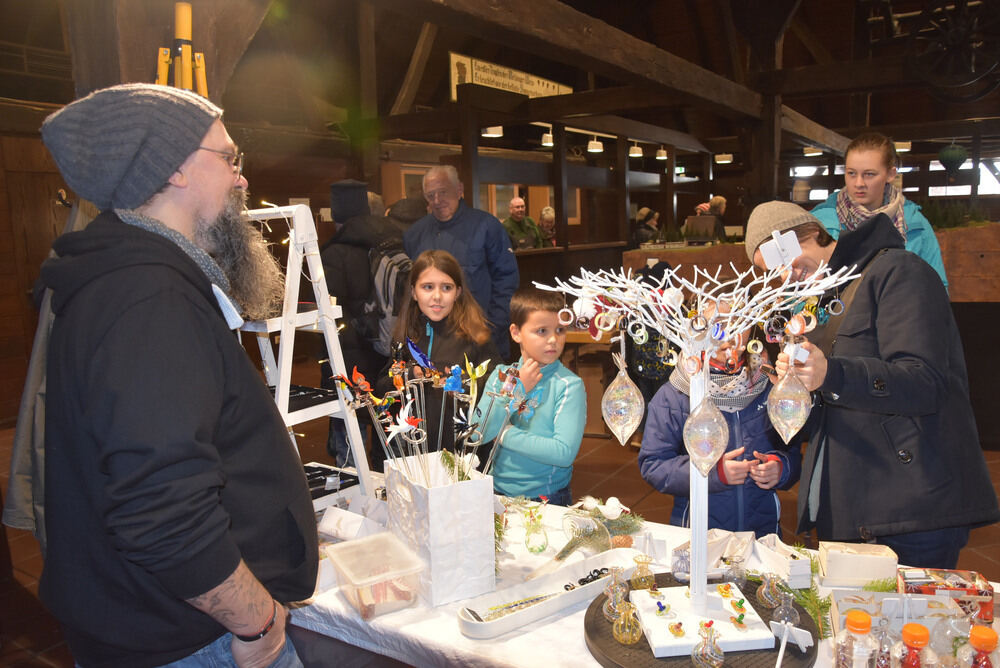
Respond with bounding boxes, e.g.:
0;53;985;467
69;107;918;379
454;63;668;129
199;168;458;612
240;204;374;497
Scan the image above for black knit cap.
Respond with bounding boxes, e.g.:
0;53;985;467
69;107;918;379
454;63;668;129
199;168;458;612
41;83;222;211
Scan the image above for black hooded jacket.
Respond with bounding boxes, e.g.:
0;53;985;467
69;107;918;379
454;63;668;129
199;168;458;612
38;212;318;667
800;214;999;539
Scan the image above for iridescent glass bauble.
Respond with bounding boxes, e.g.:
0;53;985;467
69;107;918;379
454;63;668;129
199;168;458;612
683;397;730;476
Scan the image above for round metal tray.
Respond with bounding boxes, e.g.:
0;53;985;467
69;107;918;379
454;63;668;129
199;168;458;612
583;573;820;668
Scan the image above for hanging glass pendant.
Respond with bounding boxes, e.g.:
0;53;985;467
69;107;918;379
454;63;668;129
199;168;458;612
602;352;644;445
683;396;730;476
767;366;812;444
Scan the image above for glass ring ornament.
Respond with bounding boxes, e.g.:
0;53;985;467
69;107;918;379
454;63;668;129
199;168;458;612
575;316;591;330
746;339;764;355
656;339;670;358
665;349;679;366
786;314;806;336
710;322;726;341
801;311;817;332
557;307;575;326
689;315;708;332
595;311;617;332
827;298;845;315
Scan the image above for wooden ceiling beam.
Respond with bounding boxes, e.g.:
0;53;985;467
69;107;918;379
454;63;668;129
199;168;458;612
389;23;438;115
366;0;763;120
782;106;850;155
756;56;916;96
839;117;1000;142
566;115;708;154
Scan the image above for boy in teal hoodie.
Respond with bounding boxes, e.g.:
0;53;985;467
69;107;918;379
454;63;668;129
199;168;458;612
475;287;586;505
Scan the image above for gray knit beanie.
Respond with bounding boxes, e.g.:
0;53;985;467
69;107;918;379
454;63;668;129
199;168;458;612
41;83;222;211
744;201;822;261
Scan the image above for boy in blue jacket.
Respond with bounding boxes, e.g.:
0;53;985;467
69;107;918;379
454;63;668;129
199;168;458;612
638;326;801;538
476;288;586;506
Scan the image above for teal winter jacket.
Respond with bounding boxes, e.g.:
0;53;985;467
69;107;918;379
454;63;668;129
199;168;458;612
810;190;947;289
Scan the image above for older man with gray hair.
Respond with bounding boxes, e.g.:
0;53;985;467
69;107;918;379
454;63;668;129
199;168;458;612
404;165;519;357
502;196;543;250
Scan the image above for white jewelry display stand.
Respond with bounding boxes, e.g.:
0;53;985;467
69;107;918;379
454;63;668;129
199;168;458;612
241;204;374;497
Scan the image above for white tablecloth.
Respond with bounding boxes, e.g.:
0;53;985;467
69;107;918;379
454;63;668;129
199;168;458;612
292;504;996;668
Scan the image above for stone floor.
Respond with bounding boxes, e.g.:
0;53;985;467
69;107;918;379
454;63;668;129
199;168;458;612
2;354;998;666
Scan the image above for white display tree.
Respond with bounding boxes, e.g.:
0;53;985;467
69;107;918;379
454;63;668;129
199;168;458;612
538;259;857;613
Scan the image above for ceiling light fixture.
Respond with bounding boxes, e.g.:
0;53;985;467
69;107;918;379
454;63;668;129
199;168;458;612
629;142;643;158
714;153;733;164
803;146;823;157
895;141;912;153
587;136;603;153
541;131;554;147
481;126;503;138
675;165;685;175
655;146;668;161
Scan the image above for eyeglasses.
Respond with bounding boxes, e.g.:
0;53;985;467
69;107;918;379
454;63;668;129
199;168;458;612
198;146;244;178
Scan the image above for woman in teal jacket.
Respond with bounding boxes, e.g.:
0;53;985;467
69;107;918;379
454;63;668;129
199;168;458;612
809;132;947;289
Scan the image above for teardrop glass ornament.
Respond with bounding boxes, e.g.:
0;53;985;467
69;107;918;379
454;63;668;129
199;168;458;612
683;396;730;476
767;367;812;444
602;353;644;445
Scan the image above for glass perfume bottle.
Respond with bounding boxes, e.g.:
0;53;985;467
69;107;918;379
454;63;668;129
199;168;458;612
612;601;642;645
691;621;725;668
723;555;747;592
630;553;655;590
602;566;629;623
756;572;783;609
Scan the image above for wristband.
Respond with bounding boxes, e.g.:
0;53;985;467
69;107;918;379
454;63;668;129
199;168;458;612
235;600;277;642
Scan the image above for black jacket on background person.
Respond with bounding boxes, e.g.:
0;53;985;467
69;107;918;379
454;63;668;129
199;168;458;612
39;213;318;667
801;214;999;540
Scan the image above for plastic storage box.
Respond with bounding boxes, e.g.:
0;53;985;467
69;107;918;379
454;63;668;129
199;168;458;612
324;531;424;621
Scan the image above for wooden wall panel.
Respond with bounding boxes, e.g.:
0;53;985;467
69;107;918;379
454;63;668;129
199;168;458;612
0;136;66;425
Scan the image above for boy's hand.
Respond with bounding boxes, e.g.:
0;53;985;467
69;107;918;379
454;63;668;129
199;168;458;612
719;447;751;485
519;358;543;394
748;450;782;489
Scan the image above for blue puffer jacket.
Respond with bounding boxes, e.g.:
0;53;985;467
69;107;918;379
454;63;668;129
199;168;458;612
638;381;801;538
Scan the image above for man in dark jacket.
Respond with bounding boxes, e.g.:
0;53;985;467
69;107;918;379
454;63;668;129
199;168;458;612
404;165;519;358
37;84;317;667
746;201;999;568
320;181;402;466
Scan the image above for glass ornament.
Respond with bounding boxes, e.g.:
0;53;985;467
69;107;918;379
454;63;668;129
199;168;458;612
767;364;812;444
630;553;655;590
930;611;973;660
602;566;629;622
523;509;549;554
602;352;644;445
612;601;643;645
876;617;895;668
683;396;730;476
773;590;801;626
691;622;725;668
724;556;747;591
756;572;783;609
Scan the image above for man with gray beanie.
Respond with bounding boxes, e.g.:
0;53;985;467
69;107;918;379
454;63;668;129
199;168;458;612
745;201;998;568
34;84;317;667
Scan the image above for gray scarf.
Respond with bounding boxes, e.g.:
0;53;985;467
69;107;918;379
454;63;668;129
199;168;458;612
115;208;233;298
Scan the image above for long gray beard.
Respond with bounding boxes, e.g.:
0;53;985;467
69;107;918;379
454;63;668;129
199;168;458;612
195;189;285;320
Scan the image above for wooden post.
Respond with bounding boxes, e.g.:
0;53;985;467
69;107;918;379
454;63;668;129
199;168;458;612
615;136;630;245
456;86;481;209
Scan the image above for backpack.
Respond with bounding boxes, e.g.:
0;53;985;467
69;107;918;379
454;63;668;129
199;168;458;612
361;237;411;356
